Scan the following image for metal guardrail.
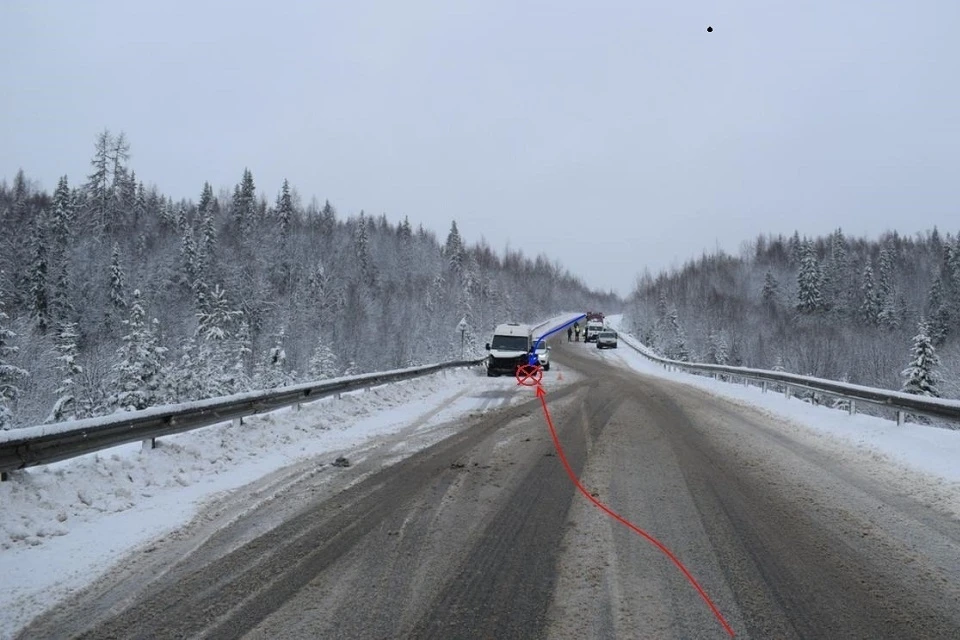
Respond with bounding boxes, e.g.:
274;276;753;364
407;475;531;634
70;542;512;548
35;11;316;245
616;332;960;426
0;359;486;477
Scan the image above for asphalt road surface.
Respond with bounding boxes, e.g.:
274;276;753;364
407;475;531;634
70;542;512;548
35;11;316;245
20;343;960;639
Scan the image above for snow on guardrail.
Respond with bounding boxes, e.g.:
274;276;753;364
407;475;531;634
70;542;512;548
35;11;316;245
610;318;960;426
0;359;486;476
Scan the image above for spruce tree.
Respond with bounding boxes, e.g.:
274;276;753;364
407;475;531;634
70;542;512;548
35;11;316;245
928;275;950;345
199;193;217;264
788;231;803;266
51;259;74;323
877;241;895;302
276;178;293;236
180;225;198;290
111;290;167;411
232;319;253;391
232;168;256;231
901;320;941;397
106;242;126;332
0;291;29;430
761;271;780;307
858;264;880;325
824;228;850;312
29;215;51;332
445;220;464;275
708;331;729;365
878;291;901;330
47;322;82;422
308;334;340;380
320;200;336;237
193;284;242;396
796;242;824;313
51;175;73;254
354;212;374;285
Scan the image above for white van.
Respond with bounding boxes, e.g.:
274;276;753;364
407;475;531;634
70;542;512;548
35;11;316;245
485;323;533;376
584;321;604;342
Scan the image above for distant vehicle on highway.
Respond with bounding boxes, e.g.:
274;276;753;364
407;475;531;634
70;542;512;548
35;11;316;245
584;320;604;342
485;323;534;376
596;330;618;349
535;340;551;371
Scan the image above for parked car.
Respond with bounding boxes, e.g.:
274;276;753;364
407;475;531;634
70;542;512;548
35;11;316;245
535;341;551;370
596;330;618;349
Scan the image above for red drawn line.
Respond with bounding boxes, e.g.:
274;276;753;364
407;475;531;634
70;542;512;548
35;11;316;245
534;385;736;638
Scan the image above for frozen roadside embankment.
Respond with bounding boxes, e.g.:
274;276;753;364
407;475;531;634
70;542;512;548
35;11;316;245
602;315;960;513
0;365;559;638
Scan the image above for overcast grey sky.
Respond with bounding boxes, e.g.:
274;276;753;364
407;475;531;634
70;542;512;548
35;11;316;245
3;0;959;294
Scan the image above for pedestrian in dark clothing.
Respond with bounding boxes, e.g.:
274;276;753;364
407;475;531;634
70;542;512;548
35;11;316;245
567;327;573;342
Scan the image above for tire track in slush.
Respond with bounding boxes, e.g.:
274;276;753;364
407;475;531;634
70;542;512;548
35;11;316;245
63;389;577;640
408;382;625;638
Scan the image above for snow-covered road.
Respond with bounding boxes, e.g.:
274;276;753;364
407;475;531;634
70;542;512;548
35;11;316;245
0;313;583;638
0;365;580;638
603;314;960;500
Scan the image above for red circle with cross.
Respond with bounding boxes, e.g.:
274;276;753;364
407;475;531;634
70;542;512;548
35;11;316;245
516;364;543;387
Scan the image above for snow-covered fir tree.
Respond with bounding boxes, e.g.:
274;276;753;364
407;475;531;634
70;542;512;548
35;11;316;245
307;334;340;380
901;320;941;397
47;322;83;422
445;220;464;276
106;242;126;331
276;178;294;237
29;215;51;332
0;293;29;430
708;331;729;365
231;319;253;391
878;291;902;331
197;285;242;395
110;290;167;411
858;264;880;325
761;272;780;308
796;241;824;314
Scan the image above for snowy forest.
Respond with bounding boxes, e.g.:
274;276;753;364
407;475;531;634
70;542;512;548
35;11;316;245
0;130;619;429
626;228;960;400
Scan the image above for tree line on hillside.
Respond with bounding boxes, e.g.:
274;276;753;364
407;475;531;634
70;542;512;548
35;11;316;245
626;228;960;400
0;130;619;429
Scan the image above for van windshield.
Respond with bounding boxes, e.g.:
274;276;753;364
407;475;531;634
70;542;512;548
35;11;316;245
491;335;529;351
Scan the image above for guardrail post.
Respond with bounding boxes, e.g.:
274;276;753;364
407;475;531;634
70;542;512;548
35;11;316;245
849;400;856;416
762;381;768;393
142;437;156;451
294;403;302;412
743;377;749;387
1;471;8;482
233;417;242;428
785;385;792;400
897;410;905;426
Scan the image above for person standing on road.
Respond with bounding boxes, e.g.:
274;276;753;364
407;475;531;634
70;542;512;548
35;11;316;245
574;323;580;342
567;327;573;342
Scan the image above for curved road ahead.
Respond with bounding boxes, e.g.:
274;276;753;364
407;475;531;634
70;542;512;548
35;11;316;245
21;343;960;639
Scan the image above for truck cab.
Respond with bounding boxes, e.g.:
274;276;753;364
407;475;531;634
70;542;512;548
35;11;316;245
485;323;534;376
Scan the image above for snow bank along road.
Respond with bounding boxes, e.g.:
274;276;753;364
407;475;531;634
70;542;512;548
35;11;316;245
16;343;960;639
